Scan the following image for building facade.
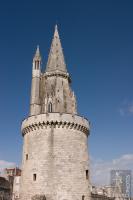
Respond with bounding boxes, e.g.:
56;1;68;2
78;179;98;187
4;167;21;200
91;185;126;200
20;25;91;200
12;176;21;200
0;177;11;200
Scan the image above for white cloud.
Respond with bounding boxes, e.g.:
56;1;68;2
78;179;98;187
128;105;133;114
0;160;16;175
119;101;133;116
90;154;133;186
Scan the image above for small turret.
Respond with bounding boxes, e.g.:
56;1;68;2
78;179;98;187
32;45;41;77
30;46;41;116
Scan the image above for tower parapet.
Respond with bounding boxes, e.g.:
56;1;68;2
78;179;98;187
21;113;89;136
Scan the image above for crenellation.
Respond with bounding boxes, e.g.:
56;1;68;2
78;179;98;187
21;113;89;137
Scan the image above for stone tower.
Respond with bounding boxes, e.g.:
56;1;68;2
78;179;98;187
20;25;91;200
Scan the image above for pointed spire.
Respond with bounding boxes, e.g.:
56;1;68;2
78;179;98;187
45;25;67;73
54;24;59;38
33;45;41;73
33;45;41;60
36;45;40;55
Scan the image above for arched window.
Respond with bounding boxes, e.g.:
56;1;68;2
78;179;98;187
35;60;39;69
37;60;39;69
34;61;36;69
48;102;52;113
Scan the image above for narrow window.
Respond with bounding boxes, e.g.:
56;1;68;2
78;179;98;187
34;61;36;69
35;61;38;69
48;102;52;113
35;61;39;69
86;170;89;180
33;174;36;181
37;60;39;69
26;154;28;160
82;195;85;200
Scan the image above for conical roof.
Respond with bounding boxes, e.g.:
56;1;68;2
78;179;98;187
33;45;41;60
45;25;67;73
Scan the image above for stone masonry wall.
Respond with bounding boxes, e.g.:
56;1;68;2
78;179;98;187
20;113;90;200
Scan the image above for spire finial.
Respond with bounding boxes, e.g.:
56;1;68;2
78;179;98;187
54;24;59;38
55;23;58;29
55;20;59;29
34;45;41;59
36;45;40;55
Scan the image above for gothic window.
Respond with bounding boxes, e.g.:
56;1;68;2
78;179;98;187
37;60;39;69
34;62;36;69
48;102;52;113
86;170;89;180
82;195;85;200
33;174;37;181
35;61;39;69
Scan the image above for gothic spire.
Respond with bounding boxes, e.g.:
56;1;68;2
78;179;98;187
33;45;41;60
45;25;67;73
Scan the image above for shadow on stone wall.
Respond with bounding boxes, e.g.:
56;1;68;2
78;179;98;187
31;195;46;200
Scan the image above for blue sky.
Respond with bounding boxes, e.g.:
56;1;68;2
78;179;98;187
0;0;133;184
